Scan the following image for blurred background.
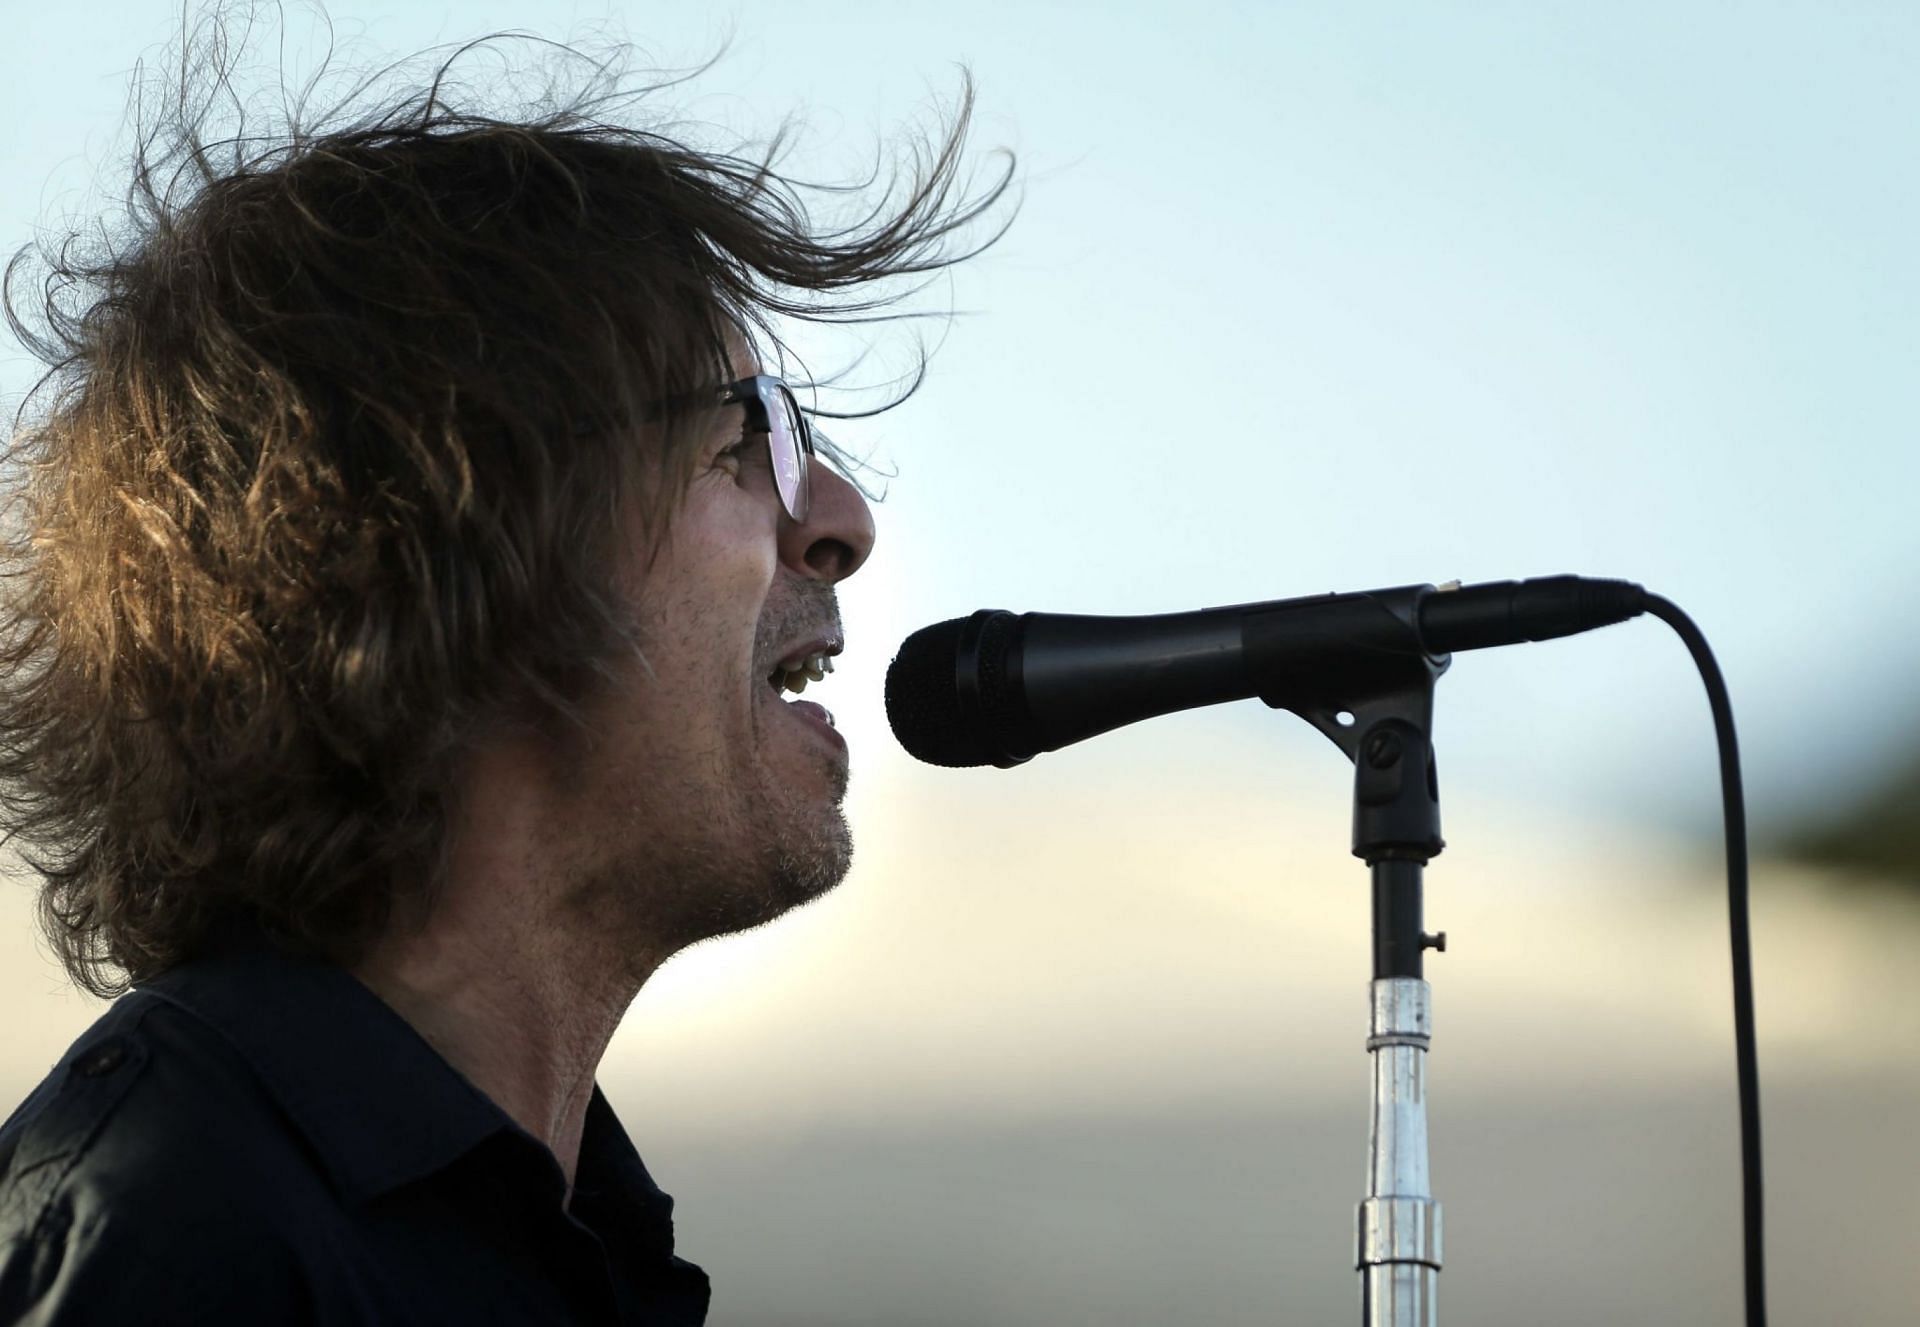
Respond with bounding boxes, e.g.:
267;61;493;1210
4;2;1916;1323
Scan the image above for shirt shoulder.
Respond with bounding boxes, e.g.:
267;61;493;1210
0;992;345;1324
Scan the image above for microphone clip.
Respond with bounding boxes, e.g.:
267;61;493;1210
1250;583;1448;866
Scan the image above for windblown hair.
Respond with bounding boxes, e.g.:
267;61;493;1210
0;23;1013;997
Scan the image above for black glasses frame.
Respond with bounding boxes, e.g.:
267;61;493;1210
716;374;813;523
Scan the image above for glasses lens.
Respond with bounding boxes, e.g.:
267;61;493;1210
766;382;811;522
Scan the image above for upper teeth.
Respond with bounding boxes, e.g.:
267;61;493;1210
773;653;834;694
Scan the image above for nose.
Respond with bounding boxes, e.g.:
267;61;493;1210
780;460;875;582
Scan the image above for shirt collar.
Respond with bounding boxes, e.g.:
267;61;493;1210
136;929;530;1208
570;1083;681;1257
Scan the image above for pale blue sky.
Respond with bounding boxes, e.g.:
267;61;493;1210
4;1;1916;843
4;13;1916;1315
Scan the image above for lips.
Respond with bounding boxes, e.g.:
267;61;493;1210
778;694;846;757
759;625;847;755
785;698;835;728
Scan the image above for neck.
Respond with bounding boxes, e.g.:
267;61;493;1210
349;725;673;1194
353;915;645;1190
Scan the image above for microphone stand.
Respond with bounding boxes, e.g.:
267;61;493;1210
1354;732;1445;1326
1260;588;1450;1326
909;578;1664;1321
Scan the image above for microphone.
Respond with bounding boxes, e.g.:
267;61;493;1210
885;575;1646;768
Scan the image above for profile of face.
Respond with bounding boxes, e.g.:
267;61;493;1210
543;341;877;967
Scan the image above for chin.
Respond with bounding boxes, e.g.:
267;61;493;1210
757;806;855;921
670;805;854;947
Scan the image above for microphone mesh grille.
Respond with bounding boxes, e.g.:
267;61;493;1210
885;618;980;767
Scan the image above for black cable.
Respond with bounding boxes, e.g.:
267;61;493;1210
1643;593;1766;1327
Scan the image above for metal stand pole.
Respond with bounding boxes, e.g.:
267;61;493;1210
1249;583;1452;1325
1350;741;1446;1327
1359;863;1442;1326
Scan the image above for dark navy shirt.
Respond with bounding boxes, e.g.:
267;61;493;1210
0;936;710;1325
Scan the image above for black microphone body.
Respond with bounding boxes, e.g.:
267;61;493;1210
886;576;1646;768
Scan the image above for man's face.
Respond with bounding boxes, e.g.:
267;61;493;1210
548;344;877;965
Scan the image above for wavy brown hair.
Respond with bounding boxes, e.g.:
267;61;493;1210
0;22;1014;997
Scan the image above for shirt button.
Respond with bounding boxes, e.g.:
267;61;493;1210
76;1041;127;1078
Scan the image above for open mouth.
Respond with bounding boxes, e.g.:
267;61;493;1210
765;644;845;739
766;650;835;698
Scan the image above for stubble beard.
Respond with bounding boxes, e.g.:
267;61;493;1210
562;753;854;978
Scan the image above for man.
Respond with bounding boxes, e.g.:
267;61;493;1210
0;27;1009;1325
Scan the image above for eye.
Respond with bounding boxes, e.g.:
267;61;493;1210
716;429;768;471
707;414;748;461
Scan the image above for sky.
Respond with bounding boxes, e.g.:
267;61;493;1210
5;1;1916;840
3;5;1917;1322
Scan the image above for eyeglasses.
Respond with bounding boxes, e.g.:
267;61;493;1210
603;372;819;523
717;374;814;523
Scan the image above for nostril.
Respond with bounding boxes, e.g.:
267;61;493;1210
803;537;857;579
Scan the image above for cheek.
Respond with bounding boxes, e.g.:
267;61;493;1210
636;485;781;686
677;527;779;678
700;498;783;602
